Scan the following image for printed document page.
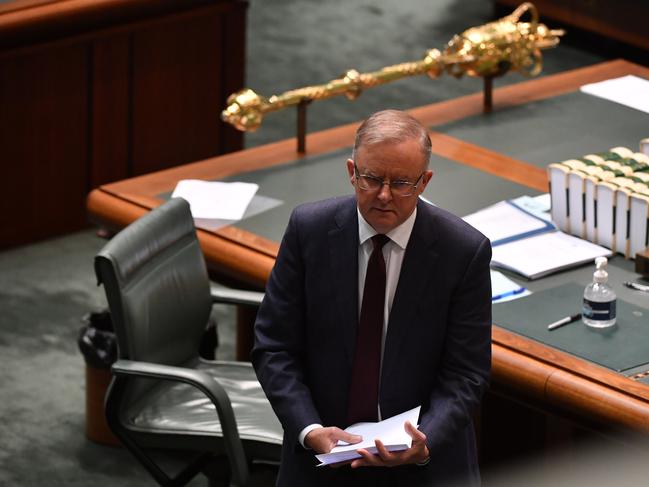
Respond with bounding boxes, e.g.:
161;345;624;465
315;406;421;466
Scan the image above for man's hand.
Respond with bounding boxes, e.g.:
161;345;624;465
351;421;429;468
305;427;362;454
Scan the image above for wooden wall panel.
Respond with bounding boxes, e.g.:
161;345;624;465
0;0;247;249
0;44;88;245
131;13;223;175
0;0;218;48
219;4;245;154
90;34;129;187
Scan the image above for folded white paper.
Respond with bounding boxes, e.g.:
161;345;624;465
315;406;421;466
171;179;258;220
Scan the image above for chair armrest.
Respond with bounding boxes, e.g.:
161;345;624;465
209;285;264;307
111;359;249;486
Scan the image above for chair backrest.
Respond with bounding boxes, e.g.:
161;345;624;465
95;198;212;367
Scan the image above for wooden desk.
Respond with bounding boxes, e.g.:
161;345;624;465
88;59;649;435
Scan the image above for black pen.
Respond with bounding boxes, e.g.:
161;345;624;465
547;313;581;331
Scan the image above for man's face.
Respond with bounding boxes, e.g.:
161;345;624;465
346;138;433;234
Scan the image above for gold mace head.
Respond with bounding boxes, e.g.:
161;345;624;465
443;2;564;78
220;88;268;131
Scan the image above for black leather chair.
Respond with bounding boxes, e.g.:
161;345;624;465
94;198;282;487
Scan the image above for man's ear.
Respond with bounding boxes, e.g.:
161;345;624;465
346;159;356;186
419;170;434;193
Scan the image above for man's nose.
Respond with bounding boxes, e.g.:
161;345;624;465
377;182;393;201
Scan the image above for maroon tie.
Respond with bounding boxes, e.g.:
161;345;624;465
347;234;389;425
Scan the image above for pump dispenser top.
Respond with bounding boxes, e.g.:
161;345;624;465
593;256;609;284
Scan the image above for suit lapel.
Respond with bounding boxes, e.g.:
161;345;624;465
381;201;440;388
328;198;359;367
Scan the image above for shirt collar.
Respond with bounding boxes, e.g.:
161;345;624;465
357;206;417;250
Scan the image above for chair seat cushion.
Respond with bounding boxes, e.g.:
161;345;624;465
124;361;283;446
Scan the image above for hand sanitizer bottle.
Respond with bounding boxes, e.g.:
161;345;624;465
583;256;617;328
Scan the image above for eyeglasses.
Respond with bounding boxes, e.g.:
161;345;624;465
353;163;424;197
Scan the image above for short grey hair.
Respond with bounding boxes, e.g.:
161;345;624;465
352;109;431;166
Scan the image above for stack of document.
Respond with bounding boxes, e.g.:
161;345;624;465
464;198;612;280
547;145;649;259
315;406;420;466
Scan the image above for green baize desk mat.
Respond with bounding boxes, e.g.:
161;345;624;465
435;91;649;169
493;282;649;372
163;147;538;243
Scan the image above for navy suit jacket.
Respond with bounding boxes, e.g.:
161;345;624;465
252;195;492;486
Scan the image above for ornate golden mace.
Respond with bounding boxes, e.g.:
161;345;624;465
222;2;563;151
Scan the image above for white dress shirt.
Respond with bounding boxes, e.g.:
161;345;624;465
298;207;417;447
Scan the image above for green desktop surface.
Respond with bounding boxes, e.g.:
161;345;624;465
435;91;649;168
493;282;649;373
216;147;648;379
161;147;540;243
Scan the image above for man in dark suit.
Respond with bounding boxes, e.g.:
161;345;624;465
252;109;492;486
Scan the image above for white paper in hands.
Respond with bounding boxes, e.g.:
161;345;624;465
315;406;421;466
171;179;259;220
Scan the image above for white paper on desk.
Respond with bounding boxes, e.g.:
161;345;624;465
463;200;555;246
171;180;258;220
580;75;649;114
491;231;612;280
491;270;531;303
315;406;421;466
